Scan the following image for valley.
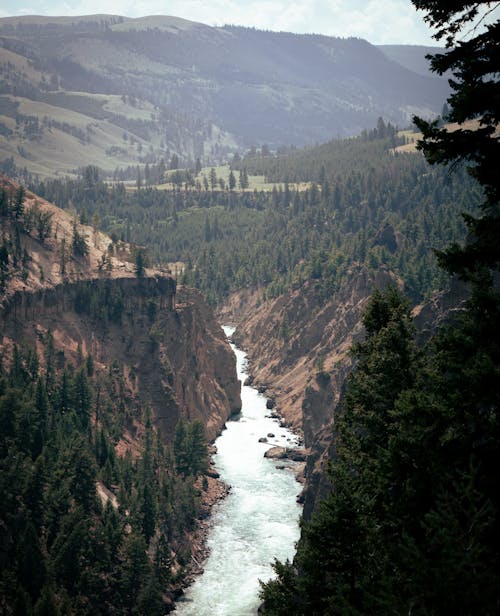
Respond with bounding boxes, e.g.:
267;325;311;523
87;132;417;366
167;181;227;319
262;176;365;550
0;14;447;179
0;4;499;615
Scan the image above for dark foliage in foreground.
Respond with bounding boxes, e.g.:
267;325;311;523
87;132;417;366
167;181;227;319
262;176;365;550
260;2;500;613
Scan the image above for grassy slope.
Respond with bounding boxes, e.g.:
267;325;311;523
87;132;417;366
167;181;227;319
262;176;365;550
0;15;449;179
0;43;164;176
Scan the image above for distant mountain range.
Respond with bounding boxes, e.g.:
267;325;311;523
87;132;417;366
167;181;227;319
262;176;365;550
0;14;448;177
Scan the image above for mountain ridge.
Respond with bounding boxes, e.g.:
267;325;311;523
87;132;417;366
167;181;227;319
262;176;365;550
0;14;448;177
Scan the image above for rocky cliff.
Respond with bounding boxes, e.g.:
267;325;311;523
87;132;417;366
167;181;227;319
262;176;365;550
1;279;240;444
233;266;399;431
232;266;467;519
0;174;241;444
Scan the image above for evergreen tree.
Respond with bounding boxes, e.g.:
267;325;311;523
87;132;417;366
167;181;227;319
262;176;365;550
228;170;236;191
135;249;146;277
173;419;187;475
12;185;25;219
186;420;208;476
209;167;217;191
71;222;88;257
261;4;500;613
411;0;500;284
16;518;46;599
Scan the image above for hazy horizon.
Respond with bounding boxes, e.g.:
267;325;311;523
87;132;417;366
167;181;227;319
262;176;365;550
0;1;440;46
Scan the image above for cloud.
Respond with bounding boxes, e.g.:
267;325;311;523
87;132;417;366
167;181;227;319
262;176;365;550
0;0;438;45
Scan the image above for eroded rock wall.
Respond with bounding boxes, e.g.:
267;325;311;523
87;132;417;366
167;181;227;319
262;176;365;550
0;278;240;443
232;267;468;520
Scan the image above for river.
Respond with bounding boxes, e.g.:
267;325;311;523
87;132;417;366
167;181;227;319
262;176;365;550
175;326;303;615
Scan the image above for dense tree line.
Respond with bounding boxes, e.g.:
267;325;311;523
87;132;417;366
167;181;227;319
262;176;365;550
29;129;481;306
0;332;209;615
260;2;500;613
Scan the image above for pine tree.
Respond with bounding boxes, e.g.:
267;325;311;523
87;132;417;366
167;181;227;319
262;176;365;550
186;420;208;477
411;0;500;284
135;249;146;277
71;222;88;257
12;185;25;219
209;167;217;191
173;419;187;475
228;170;236;191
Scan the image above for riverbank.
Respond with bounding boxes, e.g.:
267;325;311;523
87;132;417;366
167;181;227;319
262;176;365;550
182;471;231;584
175;332;303;615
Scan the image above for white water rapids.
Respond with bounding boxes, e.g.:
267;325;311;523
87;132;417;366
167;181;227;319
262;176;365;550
175;326;303;615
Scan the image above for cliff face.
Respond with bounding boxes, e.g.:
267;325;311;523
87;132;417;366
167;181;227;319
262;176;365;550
233;266;399;433
158;285;241;441
0;277;240;444
232;266;399;518
0;174;240;445
232;267;468;520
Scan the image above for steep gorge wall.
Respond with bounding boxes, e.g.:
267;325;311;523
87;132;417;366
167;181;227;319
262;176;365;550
0;276;241;443
232;267;467;519
232;266;397;518
233;266;398;433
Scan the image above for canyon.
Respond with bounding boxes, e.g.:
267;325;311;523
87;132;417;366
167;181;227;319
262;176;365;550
227;268;467;519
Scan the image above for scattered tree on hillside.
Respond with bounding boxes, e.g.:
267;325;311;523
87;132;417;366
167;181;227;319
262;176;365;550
239;168;249;189
209;168;217;191
71;222;88;257
12;185;25;219
195;157;202;175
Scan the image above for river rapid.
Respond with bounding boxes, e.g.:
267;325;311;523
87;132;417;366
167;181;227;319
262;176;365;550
175;326;303;615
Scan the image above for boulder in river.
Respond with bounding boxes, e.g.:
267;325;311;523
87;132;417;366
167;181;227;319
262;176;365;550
264;446;287;459
267;433;275;438
258;437;268;443
266;398;275;409
264;446;308;461
287;449;307;462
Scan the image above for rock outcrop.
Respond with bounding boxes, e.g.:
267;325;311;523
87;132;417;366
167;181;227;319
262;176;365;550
231;265;468;520
264;446;307;462
0;175;241;443
0;279;240;443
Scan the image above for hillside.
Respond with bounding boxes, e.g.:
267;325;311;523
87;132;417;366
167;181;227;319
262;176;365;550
0;172;240;437
377;44;443;77
0;175;241;613
0;14;448;178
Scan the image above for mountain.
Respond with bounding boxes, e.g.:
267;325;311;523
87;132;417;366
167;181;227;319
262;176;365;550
377;44;444;77
0;14;448;177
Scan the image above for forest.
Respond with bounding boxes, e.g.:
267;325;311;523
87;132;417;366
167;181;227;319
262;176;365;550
0;0;499;613
0;332;209;615
0;176;212;614
29;123;481;307
260;1;500;613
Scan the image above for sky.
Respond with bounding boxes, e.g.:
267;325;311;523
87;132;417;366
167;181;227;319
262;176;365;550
0;0;442;45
